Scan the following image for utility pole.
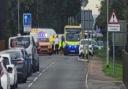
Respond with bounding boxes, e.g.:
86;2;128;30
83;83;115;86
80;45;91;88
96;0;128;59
106;0;109;67
37;0;39;28
18;0;20;34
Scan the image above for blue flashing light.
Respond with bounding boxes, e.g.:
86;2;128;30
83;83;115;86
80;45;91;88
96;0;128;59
69;45;71;48
38;32;45;38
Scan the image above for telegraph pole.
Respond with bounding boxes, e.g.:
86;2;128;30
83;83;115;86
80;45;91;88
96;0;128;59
18;0;20;34
106;0;109;67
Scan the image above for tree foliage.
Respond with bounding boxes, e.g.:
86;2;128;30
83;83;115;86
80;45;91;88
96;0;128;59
96;0;128;30
6;0;82;36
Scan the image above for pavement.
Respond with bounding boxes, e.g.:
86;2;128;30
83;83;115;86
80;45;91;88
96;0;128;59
87;56;127;89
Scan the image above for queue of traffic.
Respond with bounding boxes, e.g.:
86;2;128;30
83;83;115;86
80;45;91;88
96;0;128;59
0;34;40;89
0;26;104;89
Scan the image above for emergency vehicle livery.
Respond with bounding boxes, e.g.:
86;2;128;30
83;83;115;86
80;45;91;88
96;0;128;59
64;25;82;55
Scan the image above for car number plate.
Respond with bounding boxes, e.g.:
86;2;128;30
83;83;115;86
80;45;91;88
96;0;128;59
70;50;75;52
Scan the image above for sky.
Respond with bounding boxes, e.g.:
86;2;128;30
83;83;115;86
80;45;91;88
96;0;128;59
85;0;101;15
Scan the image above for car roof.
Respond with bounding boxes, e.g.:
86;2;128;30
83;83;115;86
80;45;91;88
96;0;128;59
10;35;31;38
0;48;24;55
9;47;24;51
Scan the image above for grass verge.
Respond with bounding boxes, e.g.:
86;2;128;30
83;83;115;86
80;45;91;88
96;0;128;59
95;48;123;80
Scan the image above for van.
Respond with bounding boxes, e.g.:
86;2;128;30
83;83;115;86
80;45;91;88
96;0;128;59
8;35;39;72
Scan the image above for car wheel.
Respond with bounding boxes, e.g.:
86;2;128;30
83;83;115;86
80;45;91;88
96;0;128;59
29;67;32;76
15;81;18;88
49;52;52;55
22;77;27;83
36;62;39;71
33;67;37;73
21;73;27;83
11;83;16;89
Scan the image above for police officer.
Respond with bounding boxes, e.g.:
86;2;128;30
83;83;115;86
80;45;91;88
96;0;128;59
54;35;60;54
60;35;65;54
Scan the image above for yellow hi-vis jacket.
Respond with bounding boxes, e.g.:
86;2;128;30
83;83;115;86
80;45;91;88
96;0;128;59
50;35;55;45
59;41;65;49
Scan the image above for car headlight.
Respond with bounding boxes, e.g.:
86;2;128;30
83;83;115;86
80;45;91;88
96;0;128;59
48;45;52;48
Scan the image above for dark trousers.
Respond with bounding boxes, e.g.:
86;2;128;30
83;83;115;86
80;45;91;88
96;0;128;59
52;44;54;53
55;44;59;54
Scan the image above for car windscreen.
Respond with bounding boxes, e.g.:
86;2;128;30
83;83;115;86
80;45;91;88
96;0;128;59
84;40;97;45
97;41;104;46
10;36;30;48
66;33;80;41
5;51;22;60
81;40;87;45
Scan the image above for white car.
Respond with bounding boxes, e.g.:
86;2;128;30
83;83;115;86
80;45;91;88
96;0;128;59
79;39;95;57
0;57;10;89
8;35;39;72
0;54;18;89
97;40;104;50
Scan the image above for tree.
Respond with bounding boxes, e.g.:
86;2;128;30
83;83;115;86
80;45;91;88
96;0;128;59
6;0;82;35
0;0;7;39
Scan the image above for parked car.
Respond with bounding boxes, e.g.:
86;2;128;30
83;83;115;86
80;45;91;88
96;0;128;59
8;48;33;77
0;57;10;89
0;54;18;89
8;35;39;72
97;40;104;50
1;48;28;83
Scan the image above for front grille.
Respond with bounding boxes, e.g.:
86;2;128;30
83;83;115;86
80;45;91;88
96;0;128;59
41;46;48;48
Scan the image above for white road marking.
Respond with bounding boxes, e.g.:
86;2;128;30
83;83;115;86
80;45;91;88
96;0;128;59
85;62;89;89
77;57;89;62
27;62;55;89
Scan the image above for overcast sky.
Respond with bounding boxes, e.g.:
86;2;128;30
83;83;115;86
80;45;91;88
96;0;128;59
85;0;101;15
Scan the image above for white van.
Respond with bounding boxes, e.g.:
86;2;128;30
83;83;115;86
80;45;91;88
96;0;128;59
8;35;39;72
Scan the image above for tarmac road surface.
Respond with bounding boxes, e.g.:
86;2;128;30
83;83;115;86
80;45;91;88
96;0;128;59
18;55;88;89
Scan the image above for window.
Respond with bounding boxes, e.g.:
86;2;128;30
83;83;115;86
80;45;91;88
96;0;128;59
3;57;9;65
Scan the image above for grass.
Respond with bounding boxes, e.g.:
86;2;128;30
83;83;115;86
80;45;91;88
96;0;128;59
103;62;123;80
95;48;123;80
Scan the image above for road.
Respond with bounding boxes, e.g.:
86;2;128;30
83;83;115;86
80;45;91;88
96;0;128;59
18;55;88;89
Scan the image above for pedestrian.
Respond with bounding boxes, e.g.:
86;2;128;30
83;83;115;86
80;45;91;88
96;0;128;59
50;35;55;53
54;35;60;54
60;35;65;54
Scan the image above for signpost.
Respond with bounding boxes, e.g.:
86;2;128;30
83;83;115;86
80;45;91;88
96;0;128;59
23;13;32;33
108;10;120;76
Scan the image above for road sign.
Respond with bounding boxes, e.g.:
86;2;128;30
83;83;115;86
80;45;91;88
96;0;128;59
108;24;120;31
23;13;32;33
109;11;119;24
108;11;120;32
